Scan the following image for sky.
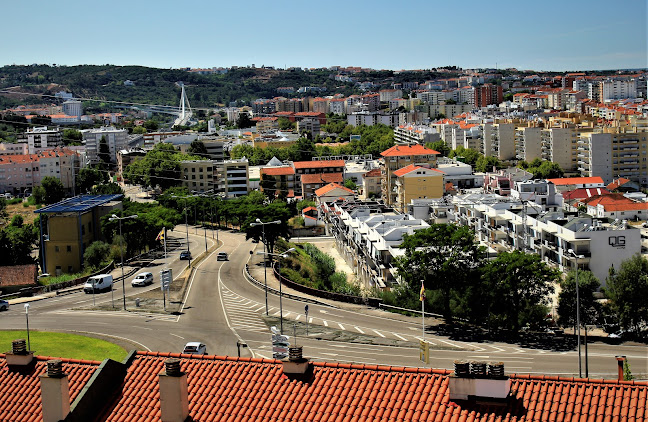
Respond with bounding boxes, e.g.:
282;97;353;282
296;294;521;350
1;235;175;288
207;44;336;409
1;0;646;72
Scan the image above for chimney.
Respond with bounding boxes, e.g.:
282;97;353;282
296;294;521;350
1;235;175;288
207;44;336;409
5;339;35;368
448;361;511;401
616;356;626;381
158;358;189;422
281;346;311;375
39;360;71;422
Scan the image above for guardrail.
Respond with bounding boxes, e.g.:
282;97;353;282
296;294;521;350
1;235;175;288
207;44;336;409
274;265;382;307
243;264;334;308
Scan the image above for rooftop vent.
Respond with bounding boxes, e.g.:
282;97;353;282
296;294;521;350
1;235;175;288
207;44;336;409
282;345;311;376
5;338;34;368
448;360;511;401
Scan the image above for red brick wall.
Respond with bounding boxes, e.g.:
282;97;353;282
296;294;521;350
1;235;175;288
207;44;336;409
0;264;38;288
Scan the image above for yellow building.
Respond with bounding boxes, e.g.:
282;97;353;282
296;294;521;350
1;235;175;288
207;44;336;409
35;195;123;275
180;160;214;193
393;164;445;213
380;144;440;206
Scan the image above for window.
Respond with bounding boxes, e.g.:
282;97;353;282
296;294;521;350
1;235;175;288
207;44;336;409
55;246;60;252
67;245;71;252
68;266;73;273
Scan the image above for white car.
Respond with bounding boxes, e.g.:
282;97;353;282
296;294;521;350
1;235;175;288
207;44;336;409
131;272;154;287
182;342;207;355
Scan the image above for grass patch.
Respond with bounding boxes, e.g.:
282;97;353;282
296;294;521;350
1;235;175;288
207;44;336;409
38;272;86;286
0;330;127;361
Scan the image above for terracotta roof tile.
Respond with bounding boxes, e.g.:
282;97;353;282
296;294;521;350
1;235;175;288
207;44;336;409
381;144;439;157
315;183;354;197
261;167;295;176
548;176;605;186
294;160;345;169
301;172;343;184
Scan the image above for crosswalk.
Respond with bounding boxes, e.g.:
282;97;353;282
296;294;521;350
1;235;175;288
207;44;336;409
218;288;529;355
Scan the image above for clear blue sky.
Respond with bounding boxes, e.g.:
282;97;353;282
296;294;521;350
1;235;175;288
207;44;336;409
2;0;646;71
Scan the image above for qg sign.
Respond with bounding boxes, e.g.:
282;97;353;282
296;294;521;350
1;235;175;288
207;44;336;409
609;236;626;249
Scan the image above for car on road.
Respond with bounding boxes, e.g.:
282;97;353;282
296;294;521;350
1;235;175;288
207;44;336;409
217;252;228;261
131;272;154;287
182;342;206;355
83;274;114;294
0;299;9;311
180;251;191;260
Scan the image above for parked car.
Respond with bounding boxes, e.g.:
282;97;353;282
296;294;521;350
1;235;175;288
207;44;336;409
0;299;9;311
182;342;206;355
83;274;113;294
131;272;153;287
180;251;191;260
217;252;228;261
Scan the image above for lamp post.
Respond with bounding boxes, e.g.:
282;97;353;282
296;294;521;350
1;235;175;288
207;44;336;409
24;304;30;351
568;248;584;378
109;214;138;311
250;218;282;315
257;247;295;334
171;195;191;266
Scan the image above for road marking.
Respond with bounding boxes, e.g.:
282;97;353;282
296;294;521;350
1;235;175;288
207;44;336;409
338;323;345;330
170;333;185;340
273;311;280;316
284;312;292;318
372;330;385;338
355;326;365;334
254;305;265;312
295;314;301;321
323;320;328;327
309;318;313;324
437;339;463;348
320;310;328;314
392;333;407;341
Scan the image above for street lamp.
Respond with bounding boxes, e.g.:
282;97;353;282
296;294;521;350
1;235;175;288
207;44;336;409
568;248;584;378
171;195;191;266
250;218;282;315
109;214;138;311
24;304;31;351
257;247;295;334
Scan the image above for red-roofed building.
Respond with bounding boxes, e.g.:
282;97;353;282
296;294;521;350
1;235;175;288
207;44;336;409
548;176;605;191
580;193;648;219
393;164;445;212
380;145;440;206
2;350;647;422
260;166;296;199
301;172;344;198
314;182;354;203
361;168;382;199
561;187;611;211
0;149;79;195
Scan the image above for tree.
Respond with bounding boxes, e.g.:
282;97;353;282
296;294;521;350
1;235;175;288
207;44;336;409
475;155;502;173
32;186;46;204
132;126;147;134
427;140;450;157
242;199;293;254
10;214;23;227
91;182;124;195
449;146;481;166
123;143;188;191
98;135;111;164
604;254;648;337
62;128;83;145
344;178;357;191
142;120;159;131
278;117;295;130
83;241;110;270
77;167;108;194
481;251;559;334
187;140;208;156
394;224;485;322
40;176;65;204
557;269;601;328
236;112;253;129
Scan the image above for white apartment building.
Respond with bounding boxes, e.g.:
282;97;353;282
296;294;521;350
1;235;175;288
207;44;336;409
25;127;63;154
214;158;249;198
328;99;346;115
394;125;440;145
515;127;543;162
62;99;83;117
451;195;640;285
347;112;399;128
452;124;482;152
482;123;515;160
379;89;403;102
82;126;128;164
0;142;28;155
541;128;577;171
601;79;637;101
578;130;648;185
180;160;214;192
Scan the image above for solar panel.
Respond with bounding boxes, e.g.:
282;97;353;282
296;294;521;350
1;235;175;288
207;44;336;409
34;194;123;214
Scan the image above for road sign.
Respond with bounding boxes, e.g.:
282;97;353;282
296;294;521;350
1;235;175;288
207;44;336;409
419;340;430;364
304;305;309;316
271;326;290;359
160;269;172;291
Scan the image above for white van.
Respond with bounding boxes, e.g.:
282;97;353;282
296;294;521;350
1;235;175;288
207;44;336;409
83;274;114;294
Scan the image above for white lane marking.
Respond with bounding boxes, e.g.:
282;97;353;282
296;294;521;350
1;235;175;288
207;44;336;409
309;318;313;323
338;323;345;330
295;314;301;321
170;333;185;340
284;312;292;318
437;339;463;348
355;326;365;334
320;310;328;314
323;320;328;327
372;330;385;338
69;330;151;351
393;333;407;341
254;305;265;312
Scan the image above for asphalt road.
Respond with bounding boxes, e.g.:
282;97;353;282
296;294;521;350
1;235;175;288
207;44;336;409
2;228;646;380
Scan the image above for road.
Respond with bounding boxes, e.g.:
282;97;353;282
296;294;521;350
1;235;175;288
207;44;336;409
2;228;647;379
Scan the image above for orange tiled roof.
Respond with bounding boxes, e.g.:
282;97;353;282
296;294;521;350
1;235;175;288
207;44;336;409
580;193;633;206
548;176;604;185
561;188;611;200
301;172;343;184
261;167;295;176
97;351;648;422
293;160;345;169
603;202;648;212
380;144;439;157
607;177;631;191
363;168;382;178
0;354;101;421
393;164;444;177
315;182;354;197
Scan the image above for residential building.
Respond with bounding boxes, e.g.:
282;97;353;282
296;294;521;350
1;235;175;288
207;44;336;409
0;142;28;155
260;165;297;198
482;123;515;160
180;160;213;192
380;144;440;206
328;98;346;115
4;349;645;422
314;182;354;204
296;118;320;137
541;127;578;171
361;168;382;199
254;117;279;132
117;149;146;181
600;79;637;101
394;125;440;145
34;194;123;275
515;126;543;161
393;164;445;213
301;173;344;199
25;126;63;154
82;126;128;164
474;84;503;108
379;88;402;102
62;99;83;117
347;111;399;127
452;122;482;152
0;149;78;195
214;159;249;198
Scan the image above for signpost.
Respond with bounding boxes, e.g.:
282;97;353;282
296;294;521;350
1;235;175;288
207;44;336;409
419;340;430;364
305;305;309;336
271;326;289;360
160;269;172;311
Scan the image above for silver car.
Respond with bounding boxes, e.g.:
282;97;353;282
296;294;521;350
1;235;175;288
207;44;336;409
131;272;154;287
